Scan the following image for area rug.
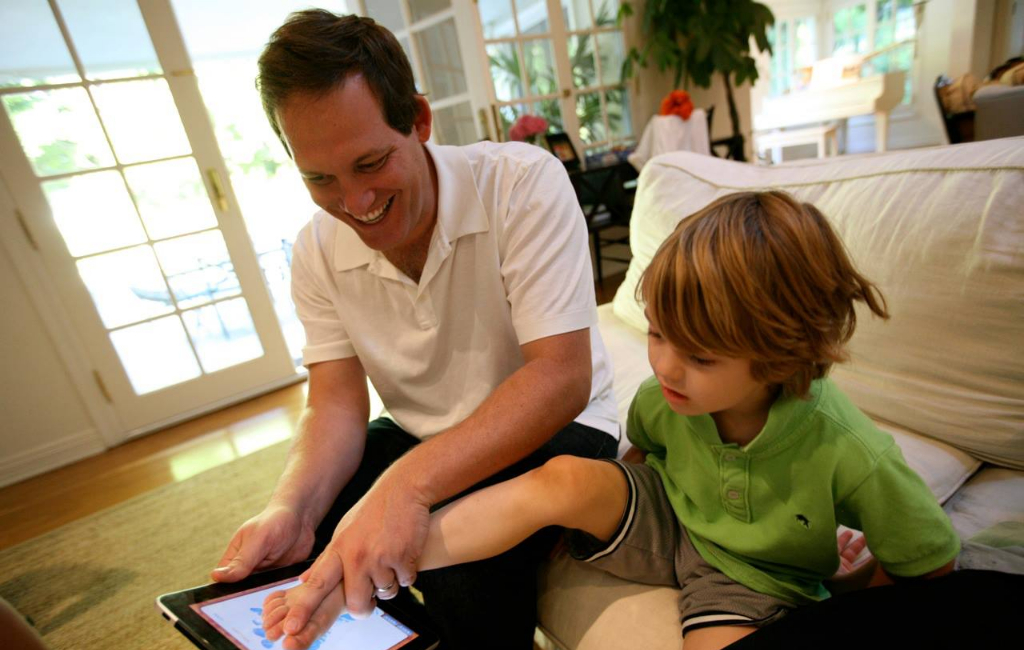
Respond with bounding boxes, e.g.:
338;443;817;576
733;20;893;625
0;440;291;650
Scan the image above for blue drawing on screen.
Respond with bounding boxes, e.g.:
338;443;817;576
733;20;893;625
248;606;275;648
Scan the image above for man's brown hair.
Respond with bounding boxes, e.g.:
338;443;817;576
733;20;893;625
639;191;889;397
257;10;420;146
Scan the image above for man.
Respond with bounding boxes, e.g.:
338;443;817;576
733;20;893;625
210;10;619;649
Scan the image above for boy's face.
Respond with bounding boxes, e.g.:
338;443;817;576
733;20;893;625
646;314;772;422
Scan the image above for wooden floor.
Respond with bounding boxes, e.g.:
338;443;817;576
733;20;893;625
0;272;626;553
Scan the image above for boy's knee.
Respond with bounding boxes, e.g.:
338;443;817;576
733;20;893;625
533;455;596;494
530;456;621;526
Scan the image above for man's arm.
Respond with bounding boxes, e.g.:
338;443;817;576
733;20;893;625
211;357;370;582
275;326;593;632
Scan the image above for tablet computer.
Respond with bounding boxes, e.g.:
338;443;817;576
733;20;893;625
156;561;438;650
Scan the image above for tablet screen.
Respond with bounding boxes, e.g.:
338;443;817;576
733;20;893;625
193;578;418;650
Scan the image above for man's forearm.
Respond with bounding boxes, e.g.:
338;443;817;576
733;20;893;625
267;404;368;528
384;331;593;508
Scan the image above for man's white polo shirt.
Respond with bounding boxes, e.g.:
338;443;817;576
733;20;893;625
290;141;618;441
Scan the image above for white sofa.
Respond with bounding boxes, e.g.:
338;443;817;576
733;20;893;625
536;137;1024;649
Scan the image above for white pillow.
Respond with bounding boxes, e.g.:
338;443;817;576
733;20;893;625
613;139;1024;469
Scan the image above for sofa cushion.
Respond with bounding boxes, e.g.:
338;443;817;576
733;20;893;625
537;553;680;650
612;138;1024;469
943;466;1024;540
596;304;649;457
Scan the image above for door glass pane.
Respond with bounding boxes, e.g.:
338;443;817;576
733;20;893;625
524;39;556;95
77;245;174;328
517;0;549;34
534;99;563;132
594;0;620;25
434;102;477;145
408;0;451;22
487;43;524;101
569;35;597;89
0;1;80;88
596;32;625;86
91;79;191;164
605;87;632;139
577;91;605;144
42;171;146;257
155;231;241;309
124;158;218;241
560;0;593;30
414;18;467;100
364;0;406;33
479;0;516;39
110;316;202;394
57;0;162;80
257;247;304;360
183;298;264;372
398;37;422;89
3;89;115;177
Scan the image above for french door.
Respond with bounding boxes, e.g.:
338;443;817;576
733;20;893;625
0;0;296;440
470;0;635;158
358;0;490;145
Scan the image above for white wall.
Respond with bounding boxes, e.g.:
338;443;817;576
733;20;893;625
0;228;103;488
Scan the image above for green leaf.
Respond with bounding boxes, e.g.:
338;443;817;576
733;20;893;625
617;2;634;24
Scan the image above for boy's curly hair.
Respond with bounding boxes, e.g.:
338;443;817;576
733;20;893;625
639;191;889;398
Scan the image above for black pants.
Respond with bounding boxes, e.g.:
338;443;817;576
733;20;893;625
313;417;619;650
728;569;1023;649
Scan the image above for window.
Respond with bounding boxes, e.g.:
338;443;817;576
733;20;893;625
831;0;917;102
767;16;817;96
863;0;916;101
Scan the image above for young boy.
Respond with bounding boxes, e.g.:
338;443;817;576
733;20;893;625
262;191;960;650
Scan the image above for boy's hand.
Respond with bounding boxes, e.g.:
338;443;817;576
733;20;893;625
835;529;870;575
263;565;349;650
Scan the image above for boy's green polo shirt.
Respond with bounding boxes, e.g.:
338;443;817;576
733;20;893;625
628;376;960;605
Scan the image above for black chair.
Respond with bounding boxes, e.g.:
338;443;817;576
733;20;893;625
934;75;975;144
569;161;638;285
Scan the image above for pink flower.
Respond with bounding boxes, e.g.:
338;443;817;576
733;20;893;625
509;114;549;141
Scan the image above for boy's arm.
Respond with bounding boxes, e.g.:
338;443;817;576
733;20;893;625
836;444;960;588
866;558;955;587
264;456;628;649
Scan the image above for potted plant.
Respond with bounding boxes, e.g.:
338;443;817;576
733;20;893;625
620;0;775;160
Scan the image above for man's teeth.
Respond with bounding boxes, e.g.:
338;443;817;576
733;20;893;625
352;197;392;224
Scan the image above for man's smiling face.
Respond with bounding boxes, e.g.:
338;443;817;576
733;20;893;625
276;73;437;256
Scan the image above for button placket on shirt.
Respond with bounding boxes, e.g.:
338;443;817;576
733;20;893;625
718;448;751;522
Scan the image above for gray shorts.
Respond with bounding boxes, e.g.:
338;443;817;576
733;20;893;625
566;460;794;635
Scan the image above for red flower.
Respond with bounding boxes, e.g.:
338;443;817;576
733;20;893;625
659;90;694;121
509;114;549;141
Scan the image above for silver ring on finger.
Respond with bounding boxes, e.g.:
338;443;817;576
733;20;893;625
375;581;396;593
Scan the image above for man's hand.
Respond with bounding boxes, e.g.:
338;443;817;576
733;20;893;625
271;472;430;638
211;505;315;583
